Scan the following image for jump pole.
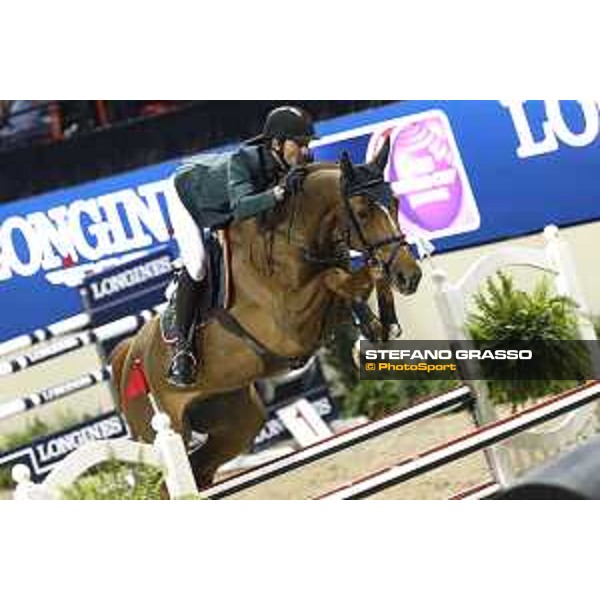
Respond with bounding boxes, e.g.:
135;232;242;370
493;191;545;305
0;366;113;420
449;480;501;500
203;385;473;499
0;304;166;378
315;381;600;499
0;312;91;358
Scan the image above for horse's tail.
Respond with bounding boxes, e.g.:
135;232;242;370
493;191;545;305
109;337;132;413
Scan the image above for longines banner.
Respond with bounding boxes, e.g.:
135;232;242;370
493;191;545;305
0;411;127;482
2;100;600;341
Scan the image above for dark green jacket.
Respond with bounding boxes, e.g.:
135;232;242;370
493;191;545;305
173;145;281;229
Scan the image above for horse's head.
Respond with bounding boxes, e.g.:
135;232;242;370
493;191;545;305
338;138;422;295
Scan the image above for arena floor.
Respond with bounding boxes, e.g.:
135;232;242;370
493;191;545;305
0;408;491;500
216;408;491;500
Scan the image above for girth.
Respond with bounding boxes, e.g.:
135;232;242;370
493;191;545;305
215;310;310;373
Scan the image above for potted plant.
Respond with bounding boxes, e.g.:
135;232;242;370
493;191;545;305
466;271;591;409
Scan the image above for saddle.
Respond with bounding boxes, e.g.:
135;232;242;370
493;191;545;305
160;229;233;344
161;227;311;372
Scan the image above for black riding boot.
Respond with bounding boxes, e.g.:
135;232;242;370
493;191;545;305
167;270;205;388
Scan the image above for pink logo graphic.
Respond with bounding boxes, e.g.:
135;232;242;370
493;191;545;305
366;110;480;241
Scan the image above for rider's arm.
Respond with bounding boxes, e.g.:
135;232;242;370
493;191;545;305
227;150;279;222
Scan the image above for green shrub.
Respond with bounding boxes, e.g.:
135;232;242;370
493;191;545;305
343;377;458;420
0;418;50;453
592;315;600;339
60;461;165;500
322;316;459;420
0;414;199;499
466;272;589;407
0;411;95;454
321;322;360;393
0;465;14;490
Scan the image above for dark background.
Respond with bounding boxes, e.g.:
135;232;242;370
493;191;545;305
0;101;392;204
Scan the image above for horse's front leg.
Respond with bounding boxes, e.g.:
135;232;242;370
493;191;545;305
321;267;394;342
321;266;374;301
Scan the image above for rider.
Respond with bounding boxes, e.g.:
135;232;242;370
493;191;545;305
166;105;318;387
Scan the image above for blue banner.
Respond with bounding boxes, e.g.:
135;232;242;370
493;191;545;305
81;247;174;327
0;160;181;341
312;100;600;252
2;100;600;341
253;357;337;450
252;387;337;451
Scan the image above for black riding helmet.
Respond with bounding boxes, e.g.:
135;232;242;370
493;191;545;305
246;106;319;145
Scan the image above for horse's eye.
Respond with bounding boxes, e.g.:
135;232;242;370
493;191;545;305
357;208;370;220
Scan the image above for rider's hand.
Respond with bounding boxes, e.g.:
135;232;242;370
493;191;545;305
281;166;308;200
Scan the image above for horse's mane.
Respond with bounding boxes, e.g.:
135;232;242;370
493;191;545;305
248;161;341;239
302;162;341;201
240;161;342;239
306;161;339;172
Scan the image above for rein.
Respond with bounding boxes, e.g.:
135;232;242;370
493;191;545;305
339;175;407;341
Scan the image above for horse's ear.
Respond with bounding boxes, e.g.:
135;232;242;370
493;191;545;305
340;151;355;180
371;135;391;173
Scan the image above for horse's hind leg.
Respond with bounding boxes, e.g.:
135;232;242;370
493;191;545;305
109;335;156;443
109;338;130;403
184;385;266;490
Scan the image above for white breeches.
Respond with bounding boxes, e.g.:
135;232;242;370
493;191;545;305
167;177;207;282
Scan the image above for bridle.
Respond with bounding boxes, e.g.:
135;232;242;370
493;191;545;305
341;174;410;283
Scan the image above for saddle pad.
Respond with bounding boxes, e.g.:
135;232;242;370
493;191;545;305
160;229;233;344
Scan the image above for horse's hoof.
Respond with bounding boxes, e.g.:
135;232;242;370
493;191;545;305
388;324;403;339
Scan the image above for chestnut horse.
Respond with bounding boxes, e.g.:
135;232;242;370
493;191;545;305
110;139;422;490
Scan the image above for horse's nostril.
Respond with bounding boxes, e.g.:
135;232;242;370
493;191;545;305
394;269;421;295
401;270;422;294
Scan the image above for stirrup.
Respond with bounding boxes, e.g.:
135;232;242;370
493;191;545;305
168;348;199;388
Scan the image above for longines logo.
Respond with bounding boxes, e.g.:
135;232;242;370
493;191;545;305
501;100;600;159
0;179;176;285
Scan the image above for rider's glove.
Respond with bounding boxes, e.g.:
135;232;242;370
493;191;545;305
280;166;308;200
